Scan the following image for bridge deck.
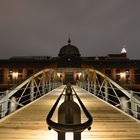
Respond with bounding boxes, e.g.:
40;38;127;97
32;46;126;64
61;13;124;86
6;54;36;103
0;85;140;140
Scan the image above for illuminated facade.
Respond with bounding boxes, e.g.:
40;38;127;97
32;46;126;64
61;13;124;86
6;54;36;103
0;39;140;90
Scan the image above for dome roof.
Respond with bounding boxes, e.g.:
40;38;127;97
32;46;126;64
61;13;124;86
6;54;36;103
58;39;81;57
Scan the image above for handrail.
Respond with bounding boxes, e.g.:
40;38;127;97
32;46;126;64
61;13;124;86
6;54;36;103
77;68;140;120
0;68;62;118
89;69;131;98
8;69;51;98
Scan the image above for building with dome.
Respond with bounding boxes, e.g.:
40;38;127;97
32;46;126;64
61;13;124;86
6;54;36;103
57;38;81;68
58;38;80;57
0;39;140;89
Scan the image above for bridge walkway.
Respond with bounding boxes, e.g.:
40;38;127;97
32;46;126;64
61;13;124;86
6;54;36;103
0;85;140;140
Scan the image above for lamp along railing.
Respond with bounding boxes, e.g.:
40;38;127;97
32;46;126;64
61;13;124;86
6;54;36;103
0;69;62;118
77;69;140;120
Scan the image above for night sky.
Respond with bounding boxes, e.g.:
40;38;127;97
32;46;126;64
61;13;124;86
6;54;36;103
0;0;140;59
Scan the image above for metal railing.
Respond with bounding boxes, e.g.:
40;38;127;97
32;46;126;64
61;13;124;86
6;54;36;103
77;69;140;120
1;67;140;121
0;69;62;119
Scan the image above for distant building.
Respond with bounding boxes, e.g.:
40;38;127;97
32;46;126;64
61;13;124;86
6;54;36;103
0;39;140;90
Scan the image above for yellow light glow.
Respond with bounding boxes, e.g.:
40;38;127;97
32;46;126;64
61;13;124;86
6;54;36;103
57;73;61;77
120;72;126;79
12;72;18;79
78;73;82;78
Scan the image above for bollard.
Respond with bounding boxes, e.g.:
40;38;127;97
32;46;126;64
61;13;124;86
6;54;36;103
58;84;81;140
46;83;93;140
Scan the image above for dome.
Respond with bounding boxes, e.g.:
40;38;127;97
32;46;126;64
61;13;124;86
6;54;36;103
58;39;81;57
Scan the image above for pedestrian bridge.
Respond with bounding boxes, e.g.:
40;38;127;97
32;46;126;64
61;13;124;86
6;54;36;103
0;85;140;140
0;68;140;139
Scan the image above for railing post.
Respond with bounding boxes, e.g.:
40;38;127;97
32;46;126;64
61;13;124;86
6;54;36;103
79;81;81;88
84;81;86;90
104;79;108;102
53;82;55;89
42;72;46;95
30;79;34;102
131;92;138;118
88;71;90;92
81;82;83;89
1;90;8;118
93;72;97;95
53;82;55;90
48;79;51;92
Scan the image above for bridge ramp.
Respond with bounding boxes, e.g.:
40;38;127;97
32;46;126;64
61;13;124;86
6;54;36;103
0;85;140;140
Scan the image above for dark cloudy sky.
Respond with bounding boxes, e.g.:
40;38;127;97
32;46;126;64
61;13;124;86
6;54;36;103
0;0;140;59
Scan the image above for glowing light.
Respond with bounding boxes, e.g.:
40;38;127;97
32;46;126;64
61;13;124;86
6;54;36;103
12;72;18;79
78;73;82;78
121;48;127;53
57;73;61;77
120;72;126;79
